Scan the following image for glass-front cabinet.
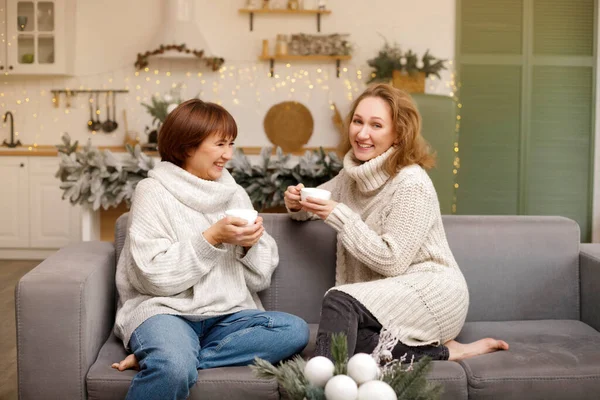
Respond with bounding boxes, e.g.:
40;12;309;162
3;0;73;75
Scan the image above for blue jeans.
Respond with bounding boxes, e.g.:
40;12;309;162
125;310;309;400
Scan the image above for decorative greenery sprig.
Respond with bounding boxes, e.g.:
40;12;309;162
134;43;224;71
228;146;342;211
367;37;446;83
331;333;348;375
380;357;442;400
55;133;155;211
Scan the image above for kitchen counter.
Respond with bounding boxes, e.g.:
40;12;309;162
0;144;160;157
0;145;337;157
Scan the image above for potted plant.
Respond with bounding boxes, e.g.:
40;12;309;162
140;85;183;148
367;38;446;93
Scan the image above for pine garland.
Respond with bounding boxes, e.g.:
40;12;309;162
228;146;342;211
55;133;155;210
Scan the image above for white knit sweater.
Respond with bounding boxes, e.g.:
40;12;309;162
291;148;469;346
114;161;278;349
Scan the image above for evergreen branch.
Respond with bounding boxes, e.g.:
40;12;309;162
331;333;348;375
251;356;308;400
249;357;281;380
382;356;441;400
305;385;326;400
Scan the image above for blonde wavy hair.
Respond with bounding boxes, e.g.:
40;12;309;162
339;83;436;175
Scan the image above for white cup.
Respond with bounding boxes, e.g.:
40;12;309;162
224;209;258;225
301;188;332;202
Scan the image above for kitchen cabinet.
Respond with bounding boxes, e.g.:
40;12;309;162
1;0;75;75
0;156;81;253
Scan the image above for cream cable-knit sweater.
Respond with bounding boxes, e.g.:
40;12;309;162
291;148;469;347
114;161;279;349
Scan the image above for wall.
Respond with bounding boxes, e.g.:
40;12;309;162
0;0;455;150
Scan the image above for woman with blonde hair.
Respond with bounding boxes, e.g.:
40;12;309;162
284;83;508;361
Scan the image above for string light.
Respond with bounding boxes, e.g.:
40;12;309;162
5;60;458;165
449;68;462;215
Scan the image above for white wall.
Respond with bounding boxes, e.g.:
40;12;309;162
0;0;455;149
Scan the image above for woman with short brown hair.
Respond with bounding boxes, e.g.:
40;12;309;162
113;99;309;400
285;84;508;362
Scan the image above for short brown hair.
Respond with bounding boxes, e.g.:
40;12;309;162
158;99;238;167
340;83;435;174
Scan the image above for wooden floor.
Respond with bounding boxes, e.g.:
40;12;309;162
0;260;38;400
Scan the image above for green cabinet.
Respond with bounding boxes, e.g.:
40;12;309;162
413;94;457;215
457;0;596;241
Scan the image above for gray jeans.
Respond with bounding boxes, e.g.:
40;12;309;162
315;290;449;362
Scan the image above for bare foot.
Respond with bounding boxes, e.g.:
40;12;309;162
111;354;140;371
445;338;509;361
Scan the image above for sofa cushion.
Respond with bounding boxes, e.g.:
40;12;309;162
442;215;580;322
87;333;279;400
259;214;337;324
455;320;600;400
88;325;468;400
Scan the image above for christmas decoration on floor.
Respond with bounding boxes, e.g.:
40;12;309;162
250;333;442;400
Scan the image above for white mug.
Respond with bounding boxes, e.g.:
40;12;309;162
301;188;332;202
223;209;258;225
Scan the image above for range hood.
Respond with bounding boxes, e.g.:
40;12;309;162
151;0;213;59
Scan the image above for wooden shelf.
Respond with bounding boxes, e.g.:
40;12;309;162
259;55;351;62
239;8;331;14
238;8;331;32
259;54;351;78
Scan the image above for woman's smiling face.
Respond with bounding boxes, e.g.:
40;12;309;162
348;96;396;162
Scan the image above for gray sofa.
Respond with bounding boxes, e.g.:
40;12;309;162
16;213;600;400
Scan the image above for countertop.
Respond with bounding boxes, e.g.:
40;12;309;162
0;145;338;157
0;144;160;157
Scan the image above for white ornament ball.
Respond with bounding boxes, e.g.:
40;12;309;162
324;374;358;400
357;380;397;400
303;356;335;388
347;353;380;385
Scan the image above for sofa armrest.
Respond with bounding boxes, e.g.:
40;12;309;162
580;244;600;332
16;241;116;400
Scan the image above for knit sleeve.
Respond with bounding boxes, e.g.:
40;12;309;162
235;187;280;292
128;181;226;297
288;173;342;221
236;233;279;292
324;177;436;277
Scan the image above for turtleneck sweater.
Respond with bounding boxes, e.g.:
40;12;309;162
290;148;469;346
114;161;279;349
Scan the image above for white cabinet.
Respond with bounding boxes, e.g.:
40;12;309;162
0;157;29;247
28;157;80;247
1;0;75;75
0;156;81;251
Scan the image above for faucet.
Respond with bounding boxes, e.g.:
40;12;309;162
2;111;21;148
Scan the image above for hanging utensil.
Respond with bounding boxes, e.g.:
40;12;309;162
110;91;119;131
102;91;113;133
87;94;95;131
65;90;71;109
91;92;103;131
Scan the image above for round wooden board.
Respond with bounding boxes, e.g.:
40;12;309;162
263;101;314;152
